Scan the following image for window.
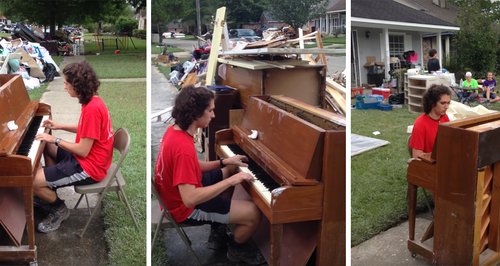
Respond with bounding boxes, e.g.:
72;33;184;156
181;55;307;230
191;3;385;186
389;35;405;57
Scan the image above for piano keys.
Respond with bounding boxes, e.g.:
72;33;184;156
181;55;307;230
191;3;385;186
0;74;51;264
216;95;345;266
406;112;500;265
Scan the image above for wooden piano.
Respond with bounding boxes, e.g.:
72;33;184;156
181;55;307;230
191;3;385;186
0;74;51;264
216;95;345;266
407;112;500;265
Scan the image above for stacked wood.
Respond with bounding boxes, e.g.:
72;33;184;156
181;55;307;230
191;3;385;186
325;76;346;115
229;31;320;51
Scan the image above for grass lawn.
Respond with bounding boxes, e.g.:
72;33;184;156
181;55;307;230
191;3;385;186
99;81;146;265
351;101;500;246
151;44;184;55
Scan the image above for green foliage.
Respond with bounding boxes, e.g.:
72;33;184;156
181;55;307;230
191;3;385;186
447;1;498;78
216;0;269;28
115;16;138;36
133;29;146;39
0;0;129;34
268;0;326;30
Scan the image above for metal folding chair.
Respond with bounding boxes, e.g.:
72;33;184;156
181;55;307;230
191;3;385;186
74;128;139;238
151;177;202;265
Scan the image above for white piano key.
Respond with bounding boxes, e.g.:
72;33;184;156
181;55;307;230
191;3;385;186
221;145;272;205
28;115;50;167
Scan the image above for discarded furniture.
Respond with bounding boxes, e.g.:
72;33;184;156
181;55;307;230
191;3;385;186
405;75;451;112
74;128;139;238
216;95;345;265
0;74;52;265
407;112;500;265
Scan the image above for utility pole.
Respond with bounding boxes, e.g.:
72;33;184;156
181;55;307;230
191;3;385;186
196;0;201;47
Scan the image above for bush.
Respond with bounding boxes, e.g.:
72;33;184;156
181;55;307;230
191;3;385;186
115;17;138;36
133;29;146;39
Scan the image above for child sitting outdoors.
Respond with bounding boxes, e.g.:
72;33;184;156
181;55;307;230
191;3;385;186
482;72;500;103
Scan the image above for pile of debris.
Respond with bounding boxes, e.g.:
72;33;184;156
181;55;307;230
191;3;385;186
11;23;77;56
326;71;346;115
0;38;60;90
230;30;318;51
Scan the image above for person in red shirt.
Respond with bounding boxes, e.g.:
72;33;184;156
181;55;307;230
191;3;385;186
34;61;114;233
409;84;451;160
155;85;264;264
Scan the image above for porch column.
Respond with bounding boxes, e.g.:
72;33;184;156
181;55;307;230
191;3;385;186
445;35;450;66
319;17;323;33
326;14;330;34
383;28;390;80
437;32;442;69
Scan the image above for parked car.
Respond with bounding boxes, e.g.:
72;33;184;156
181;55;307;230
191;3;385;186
162;32;186;39
229;29;261;42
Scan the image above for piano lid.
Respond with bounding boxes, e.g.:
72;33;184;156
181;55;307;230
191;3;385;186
237;96;326;183
0;75;38;156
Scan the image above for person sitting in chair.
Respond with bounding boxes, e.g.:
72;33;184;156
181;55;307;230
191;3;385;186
154;85;264;265
482;72;500;103
409;84;451;160
34;61;114;233
459;71;479;103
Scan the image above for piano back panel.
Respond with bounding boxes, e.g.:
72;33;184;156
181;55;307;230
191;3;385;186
489;162;500;252
317;130;346;266
241;97;325;181
219;64;325;109
0;75;34;155
435;122;480;264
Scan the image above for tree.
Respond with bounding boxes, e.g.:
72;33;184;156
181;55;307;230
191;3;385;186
0;0;128;35
268;0;326;31
215;0;269;28
448;1;498;77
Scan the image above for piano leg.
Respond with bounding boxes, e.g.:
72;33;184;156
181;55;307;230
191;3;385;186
408;183;417;241
270;224;282;266
23;187;36;251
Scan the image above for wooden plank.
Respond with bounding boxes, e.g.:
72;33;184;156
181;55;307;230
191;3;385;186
205;6;226;86
326;86;346;115
315;31;328;67
217;58;311;70
220;47;336;56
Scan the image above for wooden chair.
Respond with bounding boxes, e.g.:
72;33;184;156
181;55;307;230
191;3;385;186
74;128;139;238
151;177;202;265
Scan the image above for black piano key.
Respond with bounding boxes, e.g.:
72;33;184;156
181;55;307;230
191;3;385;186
16;116;43;156
227;144;281;191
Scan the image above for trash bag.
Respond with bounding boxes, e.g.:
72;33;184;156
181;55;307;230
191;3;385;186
42;60;57;82
388;93;405;105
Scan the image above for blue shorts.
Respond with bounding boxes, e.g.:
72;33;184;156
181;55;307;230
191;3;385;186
483;91;497;99
43;148;97;189
185;169;231;224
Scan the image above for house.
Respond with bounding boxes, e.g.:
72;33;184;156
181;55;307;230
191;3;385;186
260;11;288;30
351;0;459;87
309;0;346;35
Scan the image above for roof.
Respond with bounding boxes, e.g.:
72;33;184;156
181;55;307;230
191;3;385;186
352;0;458;28
394;0;459;25
329;0;346;12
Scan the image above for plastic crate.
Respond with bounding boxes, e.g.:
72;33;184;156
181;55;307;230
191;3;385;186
372;88;391;99
355;101;380;110
377;103;393;111
351;87;364;98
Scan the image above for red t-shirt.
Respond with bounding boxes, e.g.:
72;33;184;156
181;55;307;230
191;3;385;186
75;96;114;181
154;126;202;223
409;113;450;153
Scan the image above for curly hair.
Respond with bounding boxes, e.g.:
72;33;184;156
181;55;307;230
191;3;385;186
62;61;100;104
172;85;214;130
423;84;451;114
428;48;437;57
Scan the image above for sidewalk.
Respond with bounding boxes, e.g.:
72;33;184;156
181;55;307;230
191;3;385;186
35;56;108;265
351;213;433;266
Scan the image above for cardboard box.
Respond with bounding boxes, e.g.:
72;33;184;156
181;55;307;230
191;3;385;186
363;56;376;67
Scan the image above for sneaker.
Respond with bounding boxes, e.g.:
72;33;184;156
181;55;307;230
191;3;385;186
227;243;266;265
37;203;70;233
207;224;229;250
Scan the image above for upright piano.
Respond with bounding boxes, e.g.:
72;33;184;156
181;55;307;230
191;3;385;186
0;74;51;263
216;95;345;266
407;112;500;265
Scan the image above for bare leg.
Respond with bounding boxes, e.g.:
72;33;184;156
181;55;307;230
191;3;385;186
33;168;57;203
43;143;58;166
229;199;261;243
